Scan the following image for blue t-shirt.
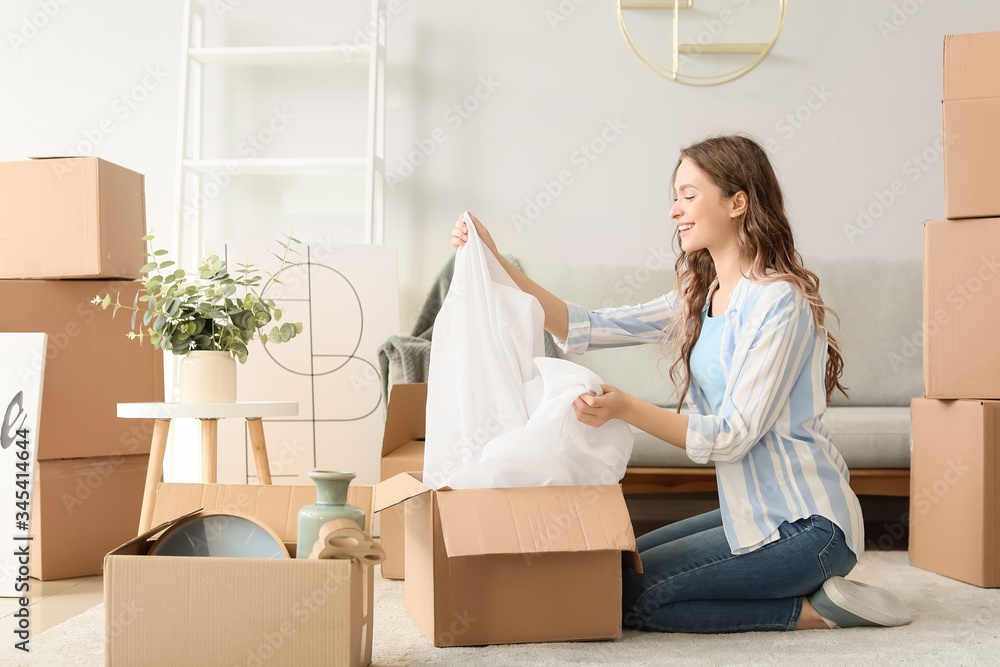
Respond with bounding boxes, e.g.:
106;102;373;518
690;307;727;414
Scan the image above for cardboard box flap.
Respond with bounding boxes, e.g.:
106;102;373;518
944;32;1000;101
435;484;637;557
373;472;430;512
150;483;375;542
381;383;427;457
106;509;203;556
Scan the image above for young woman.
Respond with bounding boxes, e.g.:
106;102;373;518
451;135;910;633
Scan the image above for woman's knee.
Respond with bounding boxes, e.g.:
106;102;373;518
818;525;857;579
636;509;723;552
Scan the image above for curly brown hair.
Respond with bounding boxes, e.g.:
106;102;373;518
662;135;849;411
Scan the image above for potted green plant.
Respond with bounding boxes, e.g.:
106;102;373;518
94;231;304;404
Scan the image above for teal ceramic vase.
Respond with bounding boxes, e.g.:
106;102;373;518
296;470;365;559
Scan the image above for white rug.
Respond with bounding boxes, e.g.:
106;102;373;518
7;551;999;666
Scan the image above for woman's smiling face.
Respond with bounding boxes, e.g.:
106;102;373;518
669;158;744;254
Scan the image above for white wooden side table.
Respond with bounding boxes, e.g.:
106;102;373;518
117;401;298;534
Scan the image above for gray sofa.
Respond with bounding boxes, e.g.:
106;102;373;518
520;256;922;497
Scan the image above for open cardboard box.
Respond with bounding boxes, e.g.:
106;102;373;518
379;383;426;579
104;483;375;666
374;472;640;647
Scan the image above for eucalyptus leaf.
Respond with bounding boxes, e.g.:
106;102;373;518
140;262;157;273
231;342;249;364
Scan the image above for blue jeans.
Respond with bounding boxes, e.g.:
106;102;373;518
622;510;857;633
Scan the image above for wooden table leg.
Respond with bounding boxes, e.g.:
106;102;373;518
201;419;218;483
138;418;171;535
246;417;272;485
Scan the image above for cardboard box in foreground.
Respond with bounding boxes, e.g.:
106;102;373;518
379;382;426;579
0;157;145;278
922;219;1000;399
29;454;147;580
943;31;1000;219
910;398;999;588
105;483;375;667
375;472;640;647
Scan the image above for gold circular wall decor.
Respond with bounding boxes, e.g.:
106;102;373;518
617;0;787;86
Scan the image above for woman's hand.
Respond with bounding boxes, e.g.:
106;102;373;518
573;384;635;427
451;210;499;256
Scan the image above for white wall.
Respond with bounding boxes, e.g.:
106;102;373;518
4;0;998;329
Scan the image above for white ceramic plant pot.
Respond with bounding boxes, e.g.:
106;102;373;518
179;351;237;404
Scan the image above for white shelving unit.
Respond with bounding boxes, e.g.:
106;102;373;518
182;157;368;176
188;45;370;66
171;0;386;274
166;0;386;408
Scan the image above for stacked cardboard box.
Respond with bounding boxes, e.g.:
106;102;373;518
912;33;1000;588
0;157;163;580
941;31;1000;220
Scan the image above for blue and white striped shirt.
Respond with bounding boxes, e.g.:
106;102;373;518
556;272;865;558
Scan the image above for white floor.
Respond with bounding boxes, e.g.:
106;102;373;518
0;576;104;640
6;551;1000;666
